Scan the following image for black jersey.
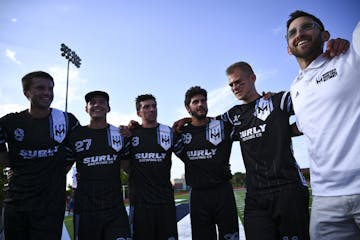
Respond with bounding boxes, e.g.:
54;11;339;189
175;119;233;189
221;92;306;193
129;124;178;206
67;125;129;212
0;108;79;211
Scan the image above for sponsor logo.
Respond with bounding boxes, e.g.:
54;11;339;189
186;149;217;160
83;154;117;166
316;68;337;84
19;146;59;159
14;128;24;141
231;115;241;125
239;124;266;142
135;152;167;163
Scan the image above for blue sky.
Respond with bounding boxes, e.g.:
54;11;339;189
1;0;359;182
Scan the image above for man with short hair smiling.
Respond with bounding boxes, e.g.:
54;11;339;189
286;10;360;239
0;71;79;240
66;90;131;240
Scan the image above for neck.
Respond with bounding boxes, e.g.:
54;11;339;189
191;117;209;126
142;121;158;128
28;106;50;118
242;91;261;104
88;118;108;129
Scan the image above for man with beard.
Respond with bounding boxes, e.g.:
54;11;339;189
175;86;239;240
286;10;360;239
0;71;79;240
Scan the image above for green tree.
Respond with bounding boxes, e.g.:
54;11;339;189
231;172;246;188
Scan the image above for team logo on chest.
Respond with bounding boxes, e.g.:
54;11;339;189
50;109;67;143
206;120;223;146
108;125;123;152
14;128;25;141
254;98;273;121
158;124;171;151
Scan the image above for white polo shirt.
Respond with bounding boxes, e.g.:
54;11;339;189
290;22;360;196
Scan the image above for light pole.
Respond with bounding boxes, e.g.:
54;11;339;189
60;43;81;112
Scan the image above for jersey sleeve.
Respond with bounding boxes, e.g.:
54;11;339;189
278;91;294;116
172;131;184;159
353;21;360;56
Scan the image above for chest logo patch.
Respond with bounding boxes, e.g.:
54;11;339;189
158;124;171;151
14;128;24;142
108;125;123;152
254;98;273;121
206;120;223;146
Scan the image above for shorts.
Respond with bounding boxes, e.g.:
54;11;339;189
130;204;178;240
244;184;310;240
4;207;64;240
78;206;131;240
190;181;239;240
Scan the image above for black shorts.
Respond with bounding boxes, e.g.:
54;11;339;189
244;184;310;240
4;207;64;240
130;204;178;240
190;181;239;240
78;206;131;240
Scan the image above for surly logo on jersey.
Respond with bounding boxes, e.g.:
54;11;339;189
182;133;192;144
14;128;24;141
239;124;266;142
207;120;223;146
187;149;217;160
19;146;59;159
254;98;273;121
135;152;167;163
83;154;117;166
158;124;171;151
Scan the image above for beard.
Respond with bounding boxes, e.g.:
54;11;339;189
289;33;324;60
190;108;208;120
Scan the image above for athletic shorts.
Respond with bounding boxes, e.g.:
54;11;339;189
4;206;64;240
130;204;178;240
190;181;239;240
244;184;310;240
78;206;131;240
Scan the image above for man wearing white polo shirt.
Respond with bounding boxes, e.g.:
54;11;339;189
286;10;360;239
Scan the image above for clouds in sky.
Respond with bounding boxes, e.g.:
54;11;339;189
5;49;21;65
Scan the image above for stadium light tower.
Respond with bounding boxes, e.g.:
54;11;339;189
60;43;81;112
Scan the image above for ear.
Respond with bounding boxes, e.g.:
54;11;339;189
85;105;89;113
287;46;293;55
23;90;30;99
250;73;257;83
137;111;141;117
107;106;111;113
321;30;330;42
185;106;192;115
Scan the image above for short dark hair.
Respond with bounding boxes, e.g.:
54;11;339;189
184;86;207;107
135;94;157;111
226;61;254;76
21;71;54;91
287;10;324;32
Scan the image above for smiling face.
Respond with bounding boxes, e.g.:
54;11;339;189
287;16;329;62
85;96;110;120
24;77;54;110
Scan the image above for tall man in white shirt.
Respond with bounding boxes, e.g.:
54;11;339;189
286;10;360;239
